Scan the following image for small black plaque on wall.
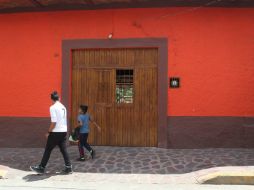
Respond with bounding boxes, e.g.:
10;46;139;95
169;77;180;88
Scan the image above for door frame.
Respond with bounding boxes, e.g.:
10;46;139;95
62;38;168;148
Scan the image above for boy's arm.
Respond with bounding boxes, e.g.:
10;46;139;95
72;116;82;132
76;115;83;127
89;116;101;132
77;120;82;127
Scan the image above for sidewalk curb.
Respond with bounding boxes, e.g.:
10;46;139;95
0;165;8;179
195;167;254;185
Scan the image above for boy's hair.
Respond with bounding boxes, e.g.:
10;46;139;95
80;105;88;114
51;91;59;101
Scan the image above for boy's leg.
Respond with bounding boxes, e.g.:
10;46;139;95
75;127;80;140
78;134;85;158
83;133;96;159
83;133;92;152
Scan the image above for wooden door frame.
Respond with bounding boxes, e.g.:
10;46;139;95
62;38;168;148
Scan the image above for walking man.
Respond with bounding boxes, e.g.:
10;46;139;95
30;91;72;174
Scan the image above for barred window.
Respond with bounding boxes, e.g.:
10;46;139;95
116;69;133;104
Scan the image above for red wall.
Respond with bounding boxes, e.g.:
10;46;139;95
0;8;254;117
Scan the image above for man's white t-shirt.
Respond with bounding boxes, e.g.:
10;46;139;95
50;101;67;132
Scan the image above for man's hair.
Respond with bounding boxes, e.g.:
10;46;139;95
80;105;88;114
51;91;59;101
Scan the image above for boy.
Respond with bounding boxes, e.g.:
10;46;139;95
76;105;101;161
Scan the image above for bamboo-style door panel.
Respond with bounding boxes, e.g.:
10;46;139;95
71;48;158;147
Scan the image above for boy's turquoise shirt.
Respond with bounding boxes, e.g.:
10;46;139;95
78;114;90;133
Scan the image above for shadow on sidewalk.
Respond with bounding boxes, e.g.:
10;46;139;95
23;174;53;182
23;171;71;182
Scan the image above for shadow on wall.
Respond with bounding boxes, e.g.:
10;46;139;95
168;116;254;148
0;117;50;148
1;116;254;148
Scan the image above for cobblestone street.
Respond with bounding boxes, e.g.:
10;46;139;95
1;146;254;174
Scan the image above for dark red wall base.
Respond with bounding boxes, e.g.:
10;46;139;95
1;116;254;148
168;116;254;148
0;117;49;148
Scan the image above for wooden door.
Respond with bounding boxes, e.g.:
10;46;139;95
71;48;158;147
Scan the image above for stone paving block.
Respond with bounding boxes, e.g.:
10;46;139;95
1;147;254;177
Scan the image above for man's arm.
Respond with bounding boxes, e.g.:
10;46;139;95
45;122;56;138
48;122;56;132
46;107;57;137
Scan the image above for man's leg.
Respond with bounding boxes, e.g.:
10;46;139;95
30;133;57;173
58;133;71;167
40;133;57;168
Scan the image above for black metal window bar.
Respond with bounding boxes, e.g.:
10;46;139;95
116;69;133;104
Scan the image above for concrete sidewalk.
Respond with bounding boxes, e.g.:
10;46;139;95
1;147;254;187
196;166;254;185
1;166;254;189
0;165;8;179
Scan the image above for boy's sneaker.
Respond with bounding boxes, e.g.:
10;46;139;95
76;157;85;161
90;150;95;159
62;165;73;174
30;165;45;174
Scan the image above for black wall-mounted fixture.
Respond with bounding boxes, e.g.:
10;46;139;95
169;77;180;88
